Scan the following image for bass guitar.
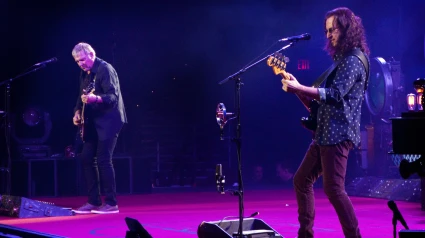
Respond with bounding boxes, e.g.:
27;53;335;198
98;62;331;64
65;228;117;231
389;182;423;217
266;52;318;132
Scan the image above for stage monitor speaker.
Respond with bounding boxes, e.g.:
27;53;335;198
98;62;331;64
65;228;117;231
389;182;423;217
0;224;66;238
197;218;283;238
125;217;153;238
0;195;74;218
399;229;425;238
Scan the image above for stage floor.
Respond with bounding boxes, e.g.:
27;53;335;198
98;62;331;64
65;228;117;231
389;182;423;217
1;188;424;238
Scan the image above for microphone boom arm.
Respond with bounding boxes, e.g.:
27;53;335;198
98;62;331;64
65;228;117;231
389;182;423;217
0;64;46;87
219;42;296;85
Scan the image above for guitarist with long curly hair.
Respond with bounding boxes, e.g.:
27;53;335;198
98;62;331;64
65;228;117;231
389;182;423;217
281;7;370;238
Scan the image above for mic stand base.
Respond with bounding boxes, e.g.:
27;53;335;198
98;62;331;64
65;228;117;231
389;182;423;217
392;217;397;238
232;230;277;238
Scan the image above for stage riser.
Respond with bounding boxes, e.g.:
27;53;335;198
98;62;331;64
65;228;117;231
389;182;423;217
346;176;421;202
399;230;425;238
10;156;152;197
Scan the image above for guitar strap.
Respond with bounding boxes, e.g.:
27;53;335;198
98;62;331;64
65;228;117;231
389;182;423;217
352;49;370;91
311;48;369;89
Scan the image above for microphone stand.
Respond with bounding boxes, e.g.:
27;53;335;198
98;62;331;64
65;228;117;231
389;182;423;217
0;64;47;195
218;41;296;237
392;216;397;238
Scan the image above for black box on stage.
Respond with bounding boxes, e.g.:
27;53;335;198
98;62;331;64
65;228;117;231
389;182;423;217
0;195;74;218
399;229;425;238
10;156;152;198
11;158;80;197
197;218;283;238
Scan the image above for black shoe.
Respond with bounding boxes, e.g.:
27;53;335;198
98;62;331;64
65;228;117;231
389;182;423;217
72;203;100;214
91;204;119;214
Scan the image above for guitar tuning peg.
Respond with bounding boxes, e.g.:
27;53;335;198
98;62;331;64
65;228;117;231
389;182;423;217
283;56;290;63
272;57;278;66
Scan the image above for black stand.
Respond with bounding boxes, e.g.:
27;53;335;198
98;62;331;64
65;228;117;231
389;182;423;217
0;64;48;195
124;217;153;238
218;42;295;237
392;216;397;238
388;200;409;238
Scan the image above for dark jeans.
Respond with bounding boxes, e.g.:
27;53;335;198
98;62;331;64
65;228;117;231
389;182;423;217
80;129;118;206
293;140;361;238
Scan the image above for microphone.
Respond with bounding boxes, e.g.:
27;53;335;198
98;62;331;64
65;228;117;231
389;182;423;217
216;164;225;194
249;211;259;217
34;57;58;66
278;33;311;42
388;200;409;230
216;164;222;179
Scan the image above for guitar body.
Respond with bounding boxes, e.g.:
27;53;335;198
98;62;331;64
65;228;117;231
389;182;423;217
78;80;95;143
79;104;87;142
79;123;84;141
79;126;85;142
300;100;319;132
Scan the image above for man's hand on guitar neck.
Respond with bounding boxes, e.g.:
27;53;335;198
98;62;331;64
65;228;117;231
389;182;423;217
281;72;301;93
281;72;321;101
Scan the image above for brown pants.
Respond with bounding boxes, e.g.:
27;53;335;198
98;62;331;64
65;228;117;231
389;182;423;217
293;140;361;238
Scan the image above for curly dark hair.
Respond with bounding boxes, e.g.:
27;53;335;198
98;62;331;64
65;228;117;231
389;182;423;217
324;7;370;58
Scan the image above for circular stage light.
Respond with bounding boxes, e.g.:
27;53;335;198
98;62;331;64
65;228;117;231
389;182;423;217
365;57;394;118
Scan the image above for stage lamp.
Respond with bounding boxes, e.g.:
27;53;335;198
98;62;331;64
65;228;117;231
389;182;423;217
22;108;42;126
406;94;416;111
417;93;424;111
413;78;425;110
11;107;52;145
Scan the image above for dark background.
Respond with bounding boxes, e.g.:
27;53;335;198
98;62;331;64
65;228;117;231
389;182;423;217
2;0;425;193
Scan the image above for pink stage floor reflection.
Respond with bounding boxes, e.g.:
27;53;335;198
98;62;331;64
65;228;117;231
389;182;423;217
1;188;425;237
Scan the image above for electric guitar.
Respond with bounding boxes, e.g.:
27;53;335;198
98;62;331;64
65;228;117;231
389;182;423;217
267;52;319;132
79;80;95;142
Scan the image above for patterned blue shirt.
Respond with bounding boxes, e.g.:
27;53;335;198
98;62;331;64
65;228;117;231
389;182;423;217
316;51;368;147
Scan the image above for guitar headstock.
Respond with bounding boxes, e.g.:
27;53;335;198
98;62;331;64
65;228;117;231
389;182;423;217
267;52;290;79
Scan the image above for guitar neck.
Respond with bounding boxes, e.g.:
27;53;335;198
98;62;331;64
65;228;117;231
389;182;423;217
81;103;86;121
295;93;313;112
